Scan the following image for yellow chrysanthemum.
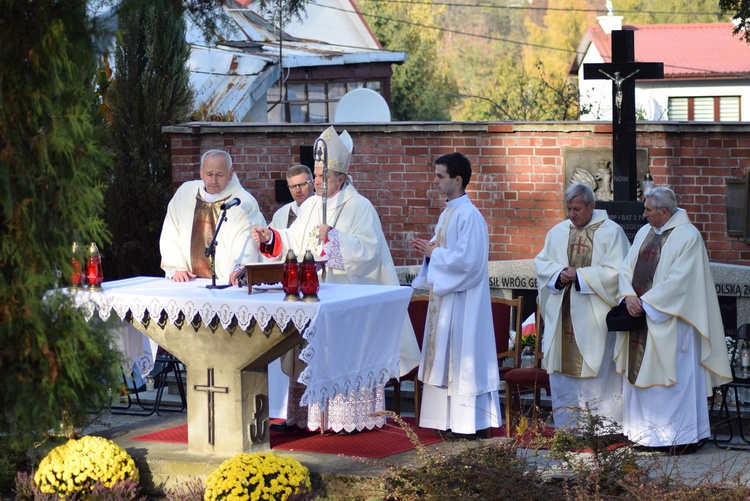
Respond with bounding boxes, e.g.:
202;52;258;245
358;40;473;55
34;435;139;497
204;452;310;501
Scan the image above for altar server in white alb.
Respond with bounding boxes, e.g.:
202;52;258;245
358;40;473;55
160;149;265;285
616;186;731;452
411;152;501;440
535;183;629;431
252;126;420;433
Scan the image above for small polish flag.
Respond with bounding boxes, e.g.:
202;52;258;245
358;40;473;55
521;313;536;335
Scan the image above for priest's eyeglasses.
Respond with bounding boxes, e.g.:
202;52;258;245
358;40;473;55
288;180;312;190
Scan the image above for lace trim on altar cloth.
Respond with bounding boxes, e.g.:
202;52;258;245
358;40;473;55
306;387;386;433
298;360;394;408
59;288;317;333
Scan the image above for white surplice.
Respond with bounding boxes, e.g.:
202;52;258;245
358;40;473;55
412;195;501;434
159;174;265;282
261;182;420;431
535;210;629;430
615;209;732;446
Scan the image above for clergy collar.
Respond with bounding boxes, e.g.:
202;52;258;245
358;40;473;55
652;208;688;234
198;173;240;203
569;208;607;229
199;187;223;203
445;193;468;206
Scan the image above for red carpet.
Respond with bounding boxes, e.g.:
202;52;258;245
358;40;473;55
131;424;188;444
130;417;445;458
130;421;564;456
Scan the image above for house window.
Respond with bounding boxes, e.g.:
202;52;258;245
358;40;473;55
668;96;741;121
267;80;384;123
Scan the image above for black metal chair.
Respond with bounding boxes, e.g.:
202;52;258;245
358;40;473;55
110;353;187;416
712;324;750;448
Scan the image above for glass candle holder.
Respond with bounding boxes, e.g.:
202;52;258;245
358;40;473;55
283;250;301;301
70;242;83;290
86;242;104;291
300;250;320;302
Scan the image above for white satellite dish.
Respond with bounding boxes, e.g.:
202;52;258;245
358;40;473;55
334;88;391;123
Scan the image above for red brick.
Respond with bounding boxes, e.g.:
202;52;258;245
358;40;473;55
168;124;750;266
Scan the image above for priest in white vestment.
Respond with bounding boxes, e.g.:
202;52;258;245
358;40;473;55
252;127;420;433
160;149;265;285
535;183;629;431
615;187;731;450
266;164;315;420
411;152;501;439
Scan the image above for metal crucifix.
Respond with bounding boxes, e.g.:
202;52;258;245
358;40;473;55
583;30;664;202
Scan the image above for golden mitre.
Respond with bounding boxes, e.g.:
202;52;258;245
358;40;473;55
314;126;353;174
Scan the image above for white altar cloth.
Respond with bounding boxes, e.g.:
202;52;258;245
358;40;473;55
66;277;411;407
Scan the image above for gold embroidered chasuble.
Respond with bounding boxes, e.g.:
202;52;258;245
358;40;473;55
559;221;603;376
626;227;672;383
190;194;229;278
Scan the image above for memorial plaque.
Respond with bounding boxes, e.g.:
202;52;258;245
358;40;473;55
596;200;645;242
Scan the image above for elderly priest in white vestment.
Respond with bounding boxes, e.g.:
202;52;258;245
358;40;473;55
535;183;629;432
252;126;420;433
160;149;265;285
616;186;731;453
411;152;501;440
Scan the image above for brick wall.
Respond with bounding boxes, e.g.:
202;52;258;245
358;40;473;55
165;121;750;266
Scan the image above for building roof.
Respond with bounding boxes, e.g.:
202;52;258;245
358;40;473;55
186;3;405;119
575;22;750;80
233;0;383;50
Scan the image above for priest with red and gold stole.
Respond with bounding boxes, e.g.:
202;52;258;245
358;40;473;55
616;186;731;453
536;183;629;431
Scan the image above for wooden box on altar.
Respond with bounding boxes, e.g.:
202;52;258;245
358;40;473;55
243;263;284;294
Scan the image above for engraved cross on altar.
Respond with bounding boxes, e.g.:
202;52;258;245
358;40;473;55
194;368;228;446
583;30;663;202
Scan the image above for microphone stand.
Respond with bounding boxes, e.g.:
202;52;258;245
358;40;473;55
205;209;231;290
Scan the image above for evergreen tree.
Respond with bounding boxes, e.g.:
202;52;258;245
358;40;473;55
0;0;121;445
104;0;192;279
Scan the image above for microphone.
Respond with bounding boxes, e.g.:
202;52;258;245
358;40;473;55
220;198;241;210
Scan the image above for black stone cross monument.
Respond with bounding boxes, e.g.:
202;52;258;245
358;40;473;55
583;30;663;239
